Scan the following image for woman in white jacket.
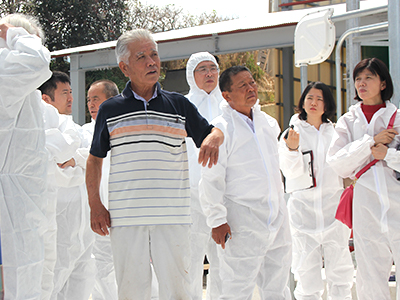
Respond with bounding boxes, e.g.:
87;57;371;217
279;81;354;299
327;58;400;300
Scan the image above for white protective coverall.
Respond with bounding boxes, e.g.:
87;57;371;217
327;101;400;300
51;115;95;300
41;101;82;300
279;114;353;300
199;101;292;300
82;119;117;300
185;52;223;300
0;27;51;299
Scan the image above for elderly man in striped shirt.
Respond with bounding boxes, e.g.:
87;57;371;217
86;29;223;300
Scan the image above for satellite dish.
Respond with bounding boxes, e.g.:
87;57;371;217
294;8;335;67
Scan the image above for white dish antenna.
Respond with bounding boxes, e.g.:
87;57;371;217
295;8;335;67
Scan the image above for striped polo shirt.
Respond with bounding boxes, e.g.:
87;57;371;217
90;81;213;227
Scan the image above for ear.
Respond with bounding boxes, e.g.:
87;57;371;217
381;80;386;90
222;91;231;102
42;93;51;104
118;61;130;78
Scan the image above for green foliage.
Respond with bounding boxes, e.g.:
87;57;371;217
33;0;127;51
1;0;274;106
1;0;128;73
85;68;127;94
0;0;33;16
127;0;232;32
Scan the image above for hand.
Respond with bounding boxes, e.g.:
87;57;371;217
212;223;231;249
90;200;111;236
198;127;224;168
371;143;388;160
57;158;76;168
284;128;299;151
374;129;398;145
0;23;13;40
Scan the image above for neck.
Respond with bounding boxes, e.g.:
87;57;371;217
306;115;323;130
244;109;252;120
362;97;384;106
131;82;156;101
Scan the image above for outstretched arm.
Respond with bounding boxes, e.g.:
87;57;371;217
198;127;224;168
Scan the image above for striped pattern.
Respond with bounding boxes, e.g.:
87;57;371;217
107;110;191;227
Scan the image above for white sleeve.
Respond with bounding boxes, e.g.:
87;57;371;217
199;125;228;229
54;165;85;188
384;147;400;173
45;128;80;163
73;147;90;169
278;134;306;179
0;27;51;113
327;117;375;179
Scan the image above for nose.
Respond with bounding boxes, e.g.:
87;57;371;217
146;56;156;67
358;78;366;86
205;69;215;76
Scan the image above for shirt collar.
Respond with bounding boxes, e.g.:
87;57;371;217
130;84;158;103
233;108;255;133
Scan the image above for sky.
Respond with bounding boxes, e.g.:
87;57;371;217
143;0;270;19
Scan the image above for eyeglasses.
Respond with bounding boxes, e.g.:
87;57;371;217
194;66;219;75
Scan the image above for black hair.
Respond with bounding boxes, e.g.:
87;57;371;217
352;57;393;101
219;66;251;92
39;71;71;101
296;81;336;123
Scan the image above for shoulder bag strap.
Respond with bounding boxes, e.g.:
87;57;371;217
355;110;397;179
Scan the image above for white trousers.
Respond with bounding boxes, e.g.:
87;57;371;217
0;174;47;300
52;186;95;300
110;225;191;300
190;189;221;300
353;184;400;300
291;221;353;300
41;183;58;300
218;201;292;300
91;234;118;300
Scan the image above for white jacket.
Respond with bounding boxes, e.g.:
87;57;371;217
82;119;111;208
199;101;287;230
279;114;343;233
327;101;400;232
185;52;224;212
0;27;51;300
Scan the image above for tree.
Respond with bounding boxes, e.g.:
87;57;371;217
32;0;127;51
0;0;33;16
127;0;231;32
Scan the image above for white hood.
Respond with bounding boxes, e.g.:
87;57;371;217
185;52;224;212
186;51;222;106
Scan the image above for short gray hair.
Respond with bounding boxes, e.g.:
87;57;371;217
115;29;157;63
90;79;119;99
0;13;45;43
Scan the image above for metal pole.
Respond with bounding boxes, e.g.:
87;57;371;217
335;22;388;118
331;5;387;22
300;63;308;92
345;0;360;111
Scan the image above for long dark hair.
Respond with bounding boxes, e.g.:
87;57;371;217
296;81;336;123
